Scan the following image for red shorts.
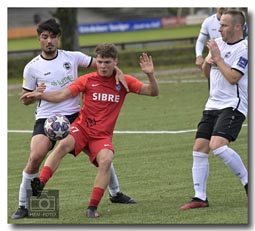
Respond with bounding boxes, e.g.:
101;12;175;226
69;122;114;167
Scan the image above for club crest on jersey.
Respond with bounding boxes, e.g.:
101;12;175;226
224;52;231;58
116;84;122;91
237;57;248;69
63;62;71;70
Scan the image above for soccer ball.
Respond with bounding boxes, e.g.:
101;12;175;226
44;114;71;141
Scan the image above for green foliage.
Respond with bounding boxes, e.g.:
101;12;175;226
8;71;248;224
53;8;79;51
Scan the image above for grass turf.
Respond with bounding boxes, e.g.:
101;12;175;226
7;70;248;224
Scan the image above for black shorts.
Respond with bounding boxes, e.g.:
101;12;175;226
32;112;79;148
195;107;246;142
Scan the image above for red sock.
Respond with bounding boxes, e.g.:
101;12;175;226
40;166;53;185
88;187;105;208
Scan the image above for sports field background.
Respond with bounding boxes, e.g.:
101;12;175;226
8;66;248;224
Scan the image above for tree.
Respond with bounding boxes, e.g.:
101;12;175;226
53;8;80;51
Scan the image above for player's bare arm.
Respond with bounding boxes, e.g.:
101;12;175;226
207;40;242;84
91;57;129;92
20;87;73;103
20;83;46;105
21;89;37;105
139;53;159;96
195;56;204;70
202;53;213;79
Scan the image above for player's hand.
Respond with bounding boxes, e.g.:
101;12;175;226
195;56;204;70
207;40;222;63
114;66;129;92
36;83;46;93
140;53;154;75
204;53;215;65
19;91;42;102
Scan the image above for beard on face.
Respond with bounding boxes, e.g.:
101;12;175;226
43;46;57;55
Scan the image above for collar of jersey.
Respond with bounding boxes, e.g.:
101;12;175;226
40;50;59;61
97;71;116;80
227;39;244;46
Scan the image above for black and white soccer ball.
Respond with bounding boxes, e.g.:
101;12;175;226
44;114;70;141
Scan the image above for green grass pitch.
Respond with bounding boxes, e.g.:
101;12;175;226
7;70;248;224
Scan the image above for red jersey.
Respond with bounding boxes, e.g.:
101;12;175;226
68;72;143;138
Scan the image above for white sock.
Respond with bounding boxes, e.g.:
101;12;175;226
108;163;120;196
192;151;209;201
213;145;248;186
18;170;39;208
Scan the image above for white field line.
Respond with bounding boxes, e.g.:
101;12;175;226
7;124;248;135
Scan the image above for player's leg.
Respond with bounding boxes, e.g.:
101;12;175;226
210;108;248;194
211;138;248;189
86;148;114;218
108;162;120;195
32;134;76;196
11;134;52;219
192;138;210;200
180;111;213;210
108;162;136;203
84;147;136;203
179;138;210;211
12;113;79;219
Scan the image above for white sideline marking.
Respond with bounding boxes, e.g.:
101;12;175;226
7;129;197;134
7;124;248;135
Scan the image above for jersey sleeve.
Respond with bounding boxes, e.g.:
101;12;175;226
195;33;208;57
22;63;36;91
232;47;248;75
125;75;143;94
69;51;93;68
68;74;89;96
200;16;211;37
195;16;211;57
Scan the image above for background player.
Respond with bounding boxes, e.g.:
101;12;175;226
195;8;226;69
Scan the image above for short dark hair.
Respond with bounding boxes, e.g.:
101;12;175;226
95;44;118;59
223;9;246;27
36;18;62;36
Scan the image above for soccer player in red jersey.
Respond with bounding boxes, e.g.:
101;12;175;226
12;18;134;220
21;43;159;218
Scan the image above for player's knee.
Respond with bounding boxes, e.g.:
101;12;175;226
97;150;113;169
209;137;229;151
26;155;43;172
99;156;112;167
56;139;73;155
193;140;210;153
